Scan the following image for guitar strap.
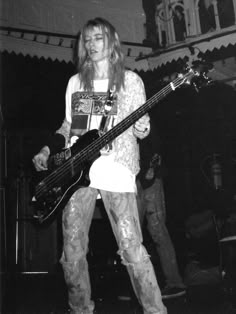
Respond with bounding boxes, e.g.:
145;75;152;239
99;89;115;133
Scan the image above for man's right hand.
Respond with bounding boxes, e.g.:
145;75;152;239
145;167;154;180
32;146;50;171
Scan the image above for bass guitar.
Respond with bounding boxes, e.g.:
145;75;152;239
32;66;209;223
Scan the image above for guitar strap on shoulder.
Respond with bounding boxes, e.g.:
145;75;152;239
99;89;115;133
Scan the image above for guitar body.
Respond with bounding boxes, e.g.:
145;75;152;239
33;129;100;223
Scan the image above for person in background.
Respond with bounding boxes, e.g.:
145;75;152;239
136;123;186;299
32;17;167;314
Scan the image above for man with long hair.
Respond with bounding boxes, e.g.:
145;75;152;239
33;17;167;314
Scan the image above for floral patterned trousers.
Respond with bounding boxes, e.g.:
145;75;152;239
60;186;167;314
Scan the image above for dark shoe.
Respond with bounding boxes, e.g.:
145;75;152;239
161;286;186;299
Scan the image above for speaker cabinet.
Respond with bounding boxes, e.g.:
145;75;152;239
15;176;59;273
4;131;60;273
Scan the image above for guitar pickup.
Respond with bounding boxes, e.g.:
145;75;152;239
53;148;71;166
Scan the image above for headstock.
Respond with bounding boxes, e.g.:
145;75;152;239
190;60;213;91
174;62;213;92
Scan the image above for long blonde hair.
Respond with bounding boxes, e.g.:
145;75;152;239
76;17;125;92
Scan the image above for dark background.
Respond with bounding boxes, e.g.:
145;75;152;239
1;48;236;276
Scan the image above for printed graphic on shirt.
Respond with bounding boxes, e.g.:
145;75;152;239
70;91;117;154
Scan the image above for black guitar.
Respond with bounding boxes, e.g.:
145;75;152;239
33;66;209;223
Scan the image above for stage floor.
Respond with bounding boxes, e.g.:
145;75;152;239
2;268;236;314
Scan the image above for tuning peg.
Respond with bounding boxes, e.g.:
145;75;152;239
202;72;213;85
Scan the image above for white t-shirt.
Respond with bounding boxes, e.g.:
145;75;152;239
66;75;136;193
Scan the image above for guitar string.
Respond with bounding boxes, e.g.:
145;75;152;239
36;74;192;198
